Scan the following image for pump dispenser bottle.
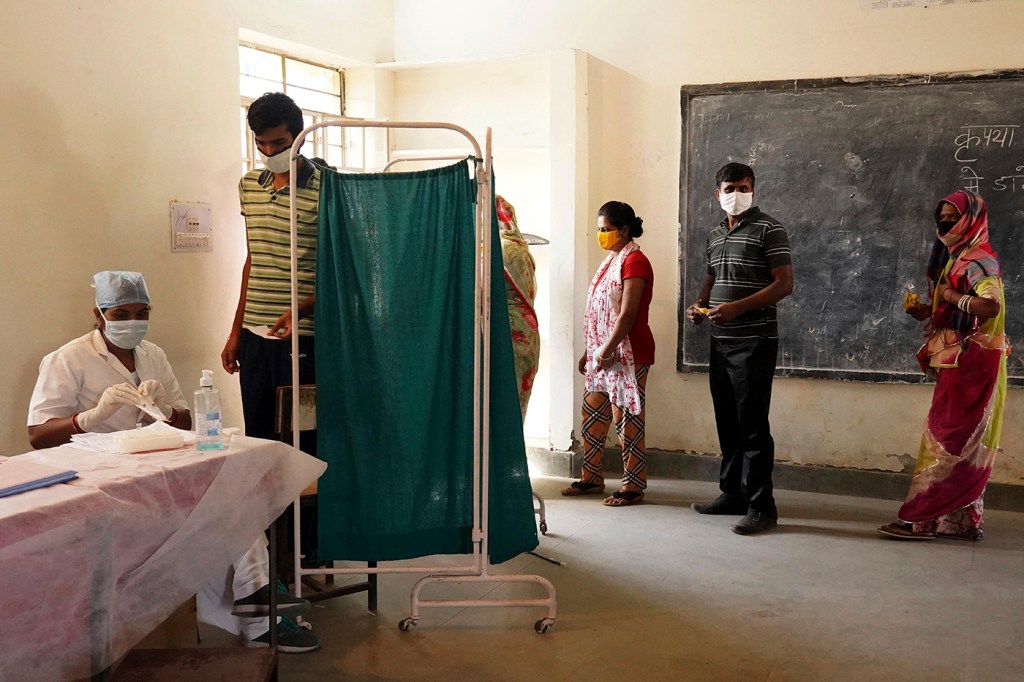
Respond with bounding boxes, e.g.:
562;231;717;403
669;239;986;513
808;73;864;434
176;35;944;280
194;369;223;450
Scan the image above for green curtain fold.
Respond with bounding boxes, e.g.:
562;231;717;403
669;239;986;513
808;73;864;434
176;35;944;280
315;160;537;564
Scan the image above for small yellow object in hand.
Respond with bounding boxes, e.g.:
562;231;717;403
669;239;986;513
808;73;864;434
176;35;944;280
694;307;710;315
902;291;920;311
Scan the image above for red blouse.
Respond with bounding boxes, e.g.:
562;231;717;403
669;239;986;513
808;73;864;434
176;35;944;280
622;250;655;365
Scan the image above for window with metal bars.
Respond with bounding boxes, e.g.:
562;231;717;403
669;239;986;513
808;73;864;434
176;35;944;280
239;43;367;174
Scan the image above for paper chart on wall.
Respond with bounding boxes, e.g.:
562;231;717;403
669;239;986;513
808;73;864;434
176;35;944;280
861;0;1002;8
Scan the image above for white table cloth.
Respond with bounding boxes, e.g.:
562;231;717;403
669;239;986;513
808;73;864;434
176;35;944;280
0;436;325;681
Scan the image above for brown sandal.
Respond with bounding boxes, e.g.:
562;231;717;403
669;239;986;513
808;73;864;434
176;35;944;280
603;490;645;507
561;480;605;496
877;522;935;540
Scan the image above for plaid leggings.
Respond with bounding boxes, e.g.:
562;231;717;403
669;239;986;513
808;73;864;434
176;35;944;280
579;365;649;491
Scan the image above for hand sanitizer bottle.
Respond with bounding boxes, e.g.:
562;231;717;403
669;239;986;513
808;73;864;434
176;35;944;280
194;369;224;451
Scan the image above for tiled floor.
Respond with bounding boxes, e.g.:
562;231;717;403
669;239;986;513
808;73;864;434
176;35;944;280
200;476;1024;681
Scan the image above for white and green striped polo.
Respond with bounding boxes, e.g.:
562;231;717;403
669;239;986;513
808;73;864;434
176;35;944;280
239;160;321;336
705;207;792;339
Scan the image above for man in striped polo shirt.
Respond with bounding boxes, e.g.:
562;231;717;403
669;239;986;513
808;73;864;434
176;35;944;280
687;162;793;535
222;92;320;447
218;93;322;652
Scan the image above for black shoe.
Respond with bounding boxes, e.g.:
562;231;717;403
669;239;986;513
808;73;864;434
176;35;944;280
731;511;778;535
232;584;310;618
691;494;747;515
247;619;320;654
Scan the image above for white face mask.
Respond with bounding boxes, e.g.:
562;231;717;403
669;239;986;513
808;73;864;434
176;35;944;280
102;319;149;350
719;191;753;216
260;148;292;174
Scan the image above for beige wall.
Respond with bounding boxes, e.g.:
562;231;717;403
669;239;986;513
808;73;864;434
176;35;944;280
387;56;555;444
1;0;392;455
394;0;1024;483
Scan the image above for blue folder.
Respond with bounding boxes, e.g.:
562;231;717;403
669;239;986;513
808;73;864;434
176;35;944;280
0;470;78;499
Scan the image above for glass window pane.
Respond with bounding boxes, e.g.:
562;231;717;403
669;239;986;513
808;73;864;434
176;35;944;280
287;86;341;116
239;46;282;81
286;58;339;94
345;129;363;168
241;74;283;100
325;146;344;170
316;128;330;161
240;107;248;158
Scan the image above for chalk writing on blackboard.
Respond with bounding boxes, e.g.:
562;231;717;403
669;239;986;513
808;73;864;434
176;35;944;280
993;168;1024;193
954;125;1023;194
954;125;1017;162
679;73;1024;383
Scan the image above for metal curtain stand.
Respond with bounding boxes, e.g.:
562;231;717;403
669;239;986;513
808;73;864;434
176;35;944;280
383;152;549;537
286;122;557;634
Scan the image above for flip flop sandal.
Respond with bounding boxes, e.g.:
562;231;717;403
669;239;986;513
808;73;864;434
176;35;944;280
877;522;935;540
561;480;606;496
603;490;645;507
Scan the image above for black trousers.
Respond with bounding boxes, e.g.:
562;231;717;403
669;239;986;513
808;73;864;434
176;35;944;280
238;329;320;565
709;336;778;517
237;329;317;454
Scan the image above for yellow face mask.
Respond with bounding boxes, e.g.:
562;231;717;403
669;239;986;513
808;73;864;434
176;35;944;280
598;229;622;250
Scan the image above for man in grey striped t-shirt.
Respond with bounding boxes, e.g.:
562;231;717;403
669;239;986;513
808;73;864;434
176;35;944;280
687;162;793;535
222;92;321;448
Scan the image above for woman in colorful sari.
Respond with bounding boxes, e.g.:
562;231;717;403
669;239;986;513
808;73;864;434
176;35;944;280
498;195;540;420
879;189;1008;542
561;201;655;507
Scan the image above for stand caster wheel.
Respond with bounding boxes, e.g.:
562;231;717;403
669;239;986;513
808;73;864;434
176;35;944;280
398;617;417;631
539;521;548;535
534;618;554;634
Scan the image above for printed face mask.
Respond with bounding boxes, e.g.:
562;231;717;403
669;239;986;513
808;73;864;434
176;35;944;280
102;319;149;350
598;229;622;250
719;191;753;216
260;148;292;174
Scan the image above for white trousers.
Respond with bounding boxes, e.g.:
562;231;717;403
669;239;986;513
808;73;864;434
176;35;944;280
196;538;270;640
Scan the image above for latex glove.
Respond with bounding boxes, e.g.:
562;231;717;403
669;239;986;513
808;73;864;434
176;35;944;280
77;383;143;431
138;379;171;419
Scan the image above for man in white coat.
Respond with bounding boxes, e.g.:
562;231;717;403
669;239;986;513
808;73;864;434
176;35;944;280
27;271;319;653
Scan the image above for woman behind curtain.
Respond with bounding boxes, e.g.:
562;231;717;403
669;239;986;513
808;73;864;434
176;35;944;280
879;189;1008;542
561;200;655;507
498;195;540;420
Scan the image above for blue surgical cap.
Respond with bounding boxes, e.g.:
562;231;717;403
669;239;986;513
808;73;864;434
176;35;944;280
93;271;150;309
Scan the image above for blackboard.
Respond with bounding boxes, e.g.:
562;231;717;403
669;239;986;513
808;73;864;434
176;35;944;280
677;72;1024;384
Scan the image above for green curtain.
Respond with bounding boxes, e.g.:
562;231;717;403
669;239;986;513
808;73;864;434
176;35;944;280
315;160;538;564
